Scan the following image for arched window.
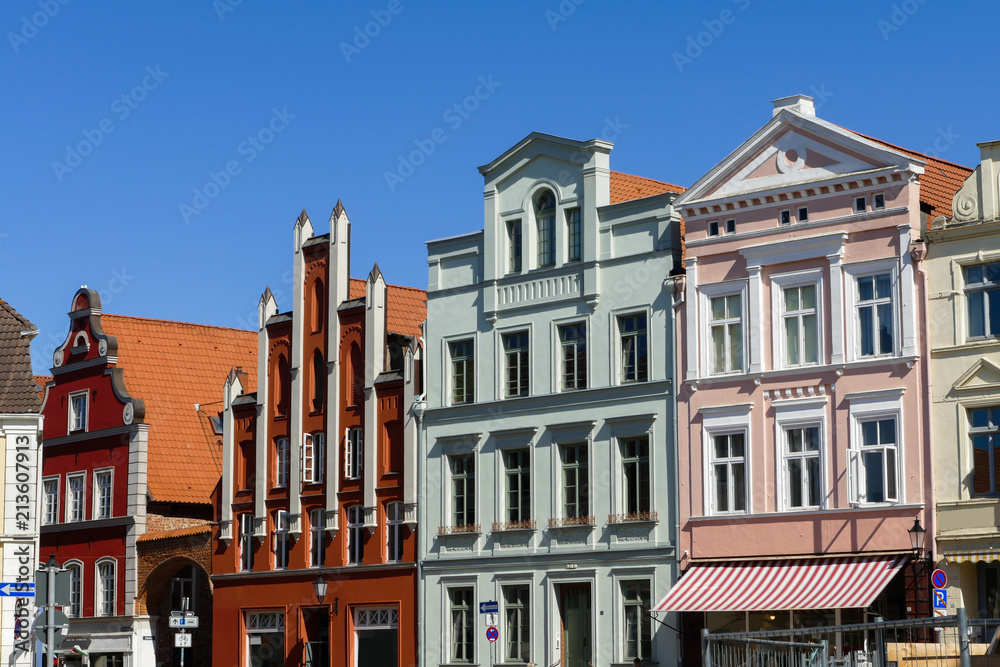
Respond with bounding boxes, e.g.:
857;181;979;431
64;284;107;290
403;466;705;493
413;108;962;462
312;349;325;413
274;354;290;417
535;189;556;268
311;279;325;333
95;558;116;617
65;561;82;617
349;343;364;406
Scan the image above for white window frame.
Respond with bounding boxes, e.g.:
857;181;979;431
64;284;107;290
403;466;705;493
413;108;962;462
275;437;290;488
557;440;591;523
442;333;478;406
246;610;285;664
446;584;476;664
854;196;867;213
92;467;113;520
844;260;900;362
873;192;886;210
66;472;85;523
708;220;720;237
347;505;364;565
553;317;590;393
797;206;809;223
771;269;824;369
309;508;324;568
239;513;254;572
68;390;88;433
449;451;477;530
344;428;363;480
773;398;828;512
962;259;1000;341
449;338;476;405
501;582;532;663
618;435;652;518
500;447;532;526
701;404;753;516
302;432;325;484
565;207;582;263
699;281;748;376
65;560;83;618
273;510;290;570
386;501;404;563
95;557;116;617
846;389;904;506
497;326;530;399
779;209;791;225
725;218;736;234
43;476;59;526
506;218;523;274
620;577;654;663
612;307;652;385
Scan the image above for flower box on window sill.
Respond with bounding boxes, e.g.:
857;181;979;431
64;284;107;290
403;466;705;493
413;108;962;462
491;520;536;533
438;524;481;536
608;511;658;525
547;516;596;529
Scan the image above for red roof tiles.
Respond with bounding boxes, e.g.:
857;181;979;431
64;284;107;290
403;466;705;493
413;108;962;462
136;524;211;543
101;315;257;505
610;171;686;204
347;278;425;339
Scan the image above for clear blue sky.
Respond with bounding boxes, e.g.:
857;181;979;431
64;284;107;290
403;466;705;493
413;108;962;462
3;0;997;372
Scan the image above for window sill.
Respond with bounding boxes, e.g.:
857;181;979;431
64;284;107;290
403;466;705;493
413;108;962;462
491;520;536;533
437;524;481;537
547;517;596;529
608;512;658;525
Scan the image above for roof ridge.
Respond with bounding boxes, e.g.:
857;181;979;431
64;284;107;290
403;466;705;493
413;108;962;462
847;129;974;172
0;298;35;331
348;276;426;294
103;313;256;334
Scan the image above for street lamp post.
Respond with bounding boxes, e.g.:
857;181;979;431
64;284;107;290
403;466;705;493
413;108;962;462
907;518;929;624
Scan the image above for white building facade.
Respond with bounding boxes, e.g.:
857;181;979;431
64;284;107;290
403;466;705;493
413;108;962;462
419;133;684;667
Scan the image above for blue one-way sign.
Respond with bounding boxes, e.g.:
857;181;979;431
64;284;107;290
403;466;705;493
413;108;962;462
479;601;498;614
0;583;34;597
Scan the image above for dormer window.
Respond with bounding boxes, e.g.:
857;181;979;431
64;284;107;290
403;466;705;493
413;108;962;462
535;190;556;268
69;391;88;433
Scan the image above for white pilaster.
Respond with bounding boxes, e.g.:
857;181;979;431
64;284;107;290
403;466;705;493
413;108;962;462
684;257;698;382
289;211;314;534
325;203;349;532
827;252;845;365
898;224;917;357
363;266;387;532
747;265;763;374
220;369;244;540
402;339;420;526
255;289;277;534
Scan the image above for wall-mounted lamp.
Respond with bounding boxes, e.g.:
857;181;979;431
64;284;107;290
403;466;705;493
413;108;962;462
907;517;926;556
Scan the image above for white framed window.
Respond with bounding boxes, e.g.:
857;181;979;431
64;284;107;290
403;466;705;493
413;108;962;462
779;209;791;225
566;208;582;262
968;405;1000;495
65;561;82;617
709;432;746;514
449;586;475;663
536;189;556;268
309;508;324;568
347;505;364;565
964;261;1000;340
503;449;531;525
302;432;325;484
560;443;590;522
344;428;363;480
239;513;254;572
96;558;116;617
725;218;736;234
622;579;652;662
450;339;475;404
702;284;745;375
845;261;899;361
450;453;476;529
621;437;651;517
273;510;290;570
783;426;822;510
874;193;886;210
502;331;529;398
386;501;404;562
558;322;587;391
854;196;867;213
618;313;649;383
275;437;290;488
847;390;903;506
43;476;59;526
772;270;822;368
66;473;85;522
797;206;809;222
507;219;522;274
708;220;720;237
69;390;88;433
246;610;285;667
93;468;112;520
503;584;530;662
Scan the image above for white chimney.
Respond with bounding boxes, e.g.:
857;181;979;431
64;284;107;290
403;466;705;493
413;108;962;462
772;94;815;117
977;140;1000;221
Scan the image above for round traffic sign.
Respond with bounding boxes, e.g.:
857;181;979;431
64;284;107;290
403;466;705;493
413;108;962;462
931;569;947;589
486;626;498;643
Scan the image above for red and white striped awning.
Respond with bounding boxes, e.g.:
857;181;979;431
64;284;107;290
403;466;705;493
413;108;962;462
653;555;906;612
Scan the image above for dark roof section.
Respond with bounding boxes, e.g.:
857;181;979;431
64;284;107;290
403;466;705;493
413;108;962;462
0;299;41;414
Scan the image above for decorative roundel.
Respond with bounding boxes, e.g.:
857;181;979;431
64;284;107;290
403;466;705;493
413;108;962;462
53;350;63;368
775;144;806;175
99;339;108;356
123;402;134;425
954;193;978;221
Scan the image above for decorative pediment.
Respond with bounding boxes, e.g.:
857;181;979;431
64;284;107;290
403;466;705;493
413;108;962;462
953;358;1000;392
676;110;923;207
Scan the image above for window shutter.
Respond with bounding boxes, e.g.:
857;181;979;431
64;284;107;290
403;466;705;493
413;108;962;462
847;449;861;505
317;434;325;483
344;428;351;478
358;429;363;474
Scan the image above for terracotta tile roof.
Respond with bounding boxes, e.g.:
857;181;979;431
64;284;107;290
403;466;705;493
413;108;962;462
347;278;426;339
101;315;257;505
610;171;686;204
0;299;40;414
34;375;52;404
136;524;211;543
853;133;972;219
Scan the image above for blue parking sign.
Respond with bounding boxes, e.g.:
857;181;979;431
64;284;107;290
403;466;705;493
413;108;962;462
933;589;947;609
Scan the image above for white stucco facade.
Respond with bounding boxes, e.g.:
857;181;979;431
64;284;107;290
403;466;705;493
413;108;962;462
419;133;683;667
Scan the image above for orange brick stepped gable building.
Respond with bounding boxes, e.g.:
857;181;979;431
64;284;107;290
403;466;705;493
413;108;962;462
212;204;425;666
39;288;256;666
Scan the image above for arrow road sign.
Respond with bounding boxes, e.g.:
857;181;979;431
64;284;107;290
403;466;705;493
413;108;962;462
479;601;498;614
486;626;499;643
0;583;34;597
168;616;199;628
